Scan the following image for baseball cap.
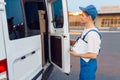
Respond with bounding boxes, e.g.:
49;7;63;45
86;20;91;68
79;5;98;20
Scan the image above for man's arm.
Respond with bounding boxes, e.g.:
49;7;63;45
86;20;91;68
70;50;97;59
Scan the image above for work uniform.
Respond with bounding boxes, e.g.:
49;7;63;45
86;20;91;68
79;27;101;80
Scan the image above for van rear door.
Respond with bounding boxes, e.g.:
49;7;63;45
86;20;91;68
2;0;43;80
48;0;70;74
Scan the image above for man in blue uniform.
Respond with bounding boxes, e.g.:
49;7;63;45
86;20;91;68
70;5;102;80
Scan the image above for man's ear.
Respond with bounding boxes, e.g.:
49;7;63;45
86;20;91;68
88;16;93;21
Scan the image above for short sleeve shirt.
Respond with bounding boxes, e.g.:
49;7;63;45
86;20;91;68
81;27;101;55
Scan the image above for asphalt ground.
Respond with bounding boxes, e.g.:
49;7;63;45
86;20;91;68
48;32;120;80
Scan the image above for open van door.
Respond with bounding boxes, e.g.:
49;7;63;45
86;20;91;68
2;0;45;80
48;0;70;74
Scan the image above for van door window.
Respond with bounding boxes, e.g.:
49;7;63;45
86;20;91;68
5;0;43;40
51;0;63;28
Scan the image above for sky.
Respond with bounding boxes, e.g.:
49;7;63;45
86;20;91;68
67;0;120;12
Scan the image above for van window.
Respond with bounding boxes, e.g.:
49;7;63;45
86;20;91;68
5;0;42;40
51;0;63;28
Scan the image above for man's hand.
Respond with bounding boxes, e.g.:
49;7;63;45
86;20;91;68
69;46;79;57
70;39;76;46
70;51;79;57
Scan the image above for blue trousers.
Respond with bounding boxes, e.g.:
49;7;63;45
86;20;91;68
79;58;97;80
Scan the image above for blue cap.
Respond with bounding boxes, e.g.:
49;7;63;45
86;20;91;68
79;5;98;20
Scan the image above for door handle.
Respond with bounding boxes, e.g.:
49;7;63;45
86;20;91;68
31;51;36;54
62;35;67;38
20;51;35;60
21;56;26;60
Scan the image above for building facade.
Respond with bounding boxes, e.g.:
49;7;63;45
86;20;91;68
96;5;120;28
69;5;120;31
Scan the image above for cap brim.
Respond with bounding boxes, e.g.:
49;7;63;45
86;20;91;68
79;6;86;12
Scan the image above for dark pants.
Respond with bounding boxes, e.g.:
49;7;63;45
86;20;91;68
79;58;97;80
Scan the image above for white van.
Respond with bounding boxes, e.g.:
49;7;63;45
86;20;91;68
0;0;70;80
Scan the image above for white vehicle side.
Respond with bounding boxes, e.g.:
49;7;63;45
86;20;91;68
0;0;70;80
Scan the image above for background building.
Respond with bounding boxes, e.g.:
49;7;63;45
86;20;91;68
69;5;120;31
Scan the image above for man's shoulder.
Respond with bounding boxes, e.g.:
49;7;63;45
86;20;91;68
87;28;102;39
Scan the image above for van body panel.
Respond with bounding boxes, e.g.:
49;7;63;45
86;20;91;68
0;0;6;60
0;13;6;60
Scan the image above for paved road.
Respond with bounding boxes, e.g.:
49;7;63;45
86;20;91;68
48;32;120;80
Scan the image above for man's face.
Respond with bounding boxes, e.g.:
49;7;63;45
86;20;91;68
79;11;89;24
